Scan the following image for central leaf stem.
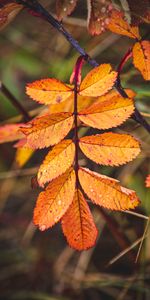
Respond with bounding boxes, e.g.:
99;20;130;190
73;56;84;188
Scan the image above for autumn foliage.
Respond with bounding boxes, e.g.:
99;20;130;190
0;0;150;251
17;59;142;251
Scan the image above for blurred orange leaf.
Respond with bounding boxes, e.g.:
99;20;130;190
26;79;73;105
145;175;150;188
79;132;140;166
38;139;75;187
20;112;74;149
132;40;150;80
107;10;141;39
79;167;140;210
33;168;76;230
79;95;134;129
0;1;22;31
0;123;24;144
62;189;98;250
15;146;34;167
79;64;117;97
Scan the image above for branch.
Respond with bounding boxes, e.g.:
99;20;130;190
16;0;150;133
0;82;30;122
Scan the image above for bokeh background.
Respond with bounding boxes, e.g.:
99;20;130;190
0;1;150;299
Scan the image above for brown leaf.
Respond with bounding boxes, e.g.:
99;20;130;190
56;0;78;21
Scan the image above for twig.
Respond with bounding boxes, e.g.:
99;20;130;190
107;232;149;266
0;82;30;122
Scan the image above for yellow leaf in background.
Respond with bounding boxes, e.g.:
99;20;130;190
33;168;76;230
15;147;34;167
38;139;75;187
20;112;74;149
79;167;140;211
133;40;150;80
62;189;98;250
79;132;141;166
49;95;95;114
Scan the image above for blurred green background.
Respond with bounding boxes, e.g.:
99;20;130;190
0;1;150;299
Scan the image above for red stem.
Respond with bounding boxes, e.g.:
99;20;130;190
73;56;84;188
117;48;133;79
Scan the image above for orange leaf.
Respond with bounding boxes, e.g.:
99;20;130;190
26;78;73;105
79;133;140;166
0;124;24;144
15;147;34;167
132;41;150;80
79;64;117;97
145;175;150;188
38;139;75;187
79;96;134;129
0;1;22;31
87;0;113;35
56;0;78;21
79;167;140;211
61;189;98;250
33;168;76;230
107;10;140;39
20;112;74;149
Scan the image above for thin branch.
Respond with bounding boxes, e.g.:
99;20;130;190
0;82;30;122
16;0;150;134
